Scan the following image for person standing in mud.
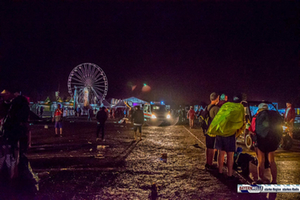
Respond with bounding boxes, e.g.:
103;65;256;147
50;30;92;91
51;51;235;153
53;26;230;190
132;106;144;141
205;92;220;170
0;88;38;195
96;107;108;141
187;106;196;129
284;101;295;139
53;104;63;137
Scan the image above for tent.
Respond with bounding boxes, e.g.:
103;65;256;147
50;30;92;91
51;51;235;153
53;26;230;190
113;100;128;108
101;99;111;108
123;97;149;107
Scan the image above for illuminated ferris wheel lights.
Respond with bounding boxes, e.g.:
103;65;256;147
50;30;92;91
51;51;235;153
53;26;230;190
68;63;108;105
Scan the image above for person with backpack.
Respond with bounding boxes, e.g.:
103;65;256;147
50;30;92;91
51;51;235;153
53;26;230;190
250;103;282;184
203;92;220;170
208;95;246;179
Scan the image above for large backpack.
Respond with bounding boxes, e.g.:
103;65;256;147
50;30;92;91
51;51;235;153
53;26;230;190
255;110;283;138
199;105;217;133
207;102;245;137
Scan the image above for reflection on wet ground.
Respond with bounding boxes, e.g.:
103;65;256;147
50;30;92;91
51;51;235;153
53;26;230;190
4;119;299;199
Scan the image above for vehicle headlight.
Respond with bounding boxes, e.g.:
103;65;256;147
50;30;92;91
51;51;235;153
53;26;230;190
167;114;171;119
151;114;157;119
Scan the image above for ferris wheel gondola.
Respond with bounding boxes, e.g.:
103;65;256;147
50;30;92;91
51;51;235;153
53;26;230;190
67;63;108;106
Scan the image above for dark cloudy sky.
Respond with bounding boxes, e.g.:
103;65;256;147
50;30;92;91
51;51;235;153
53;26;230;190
0;1;299;107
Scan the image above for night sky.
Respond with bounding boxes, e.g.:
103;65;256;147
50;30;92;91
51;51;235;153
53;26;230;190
0;1;299;107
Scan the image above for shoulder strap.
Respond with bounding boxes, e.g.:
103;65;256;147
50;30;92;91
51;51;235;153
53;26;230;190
207;105;216;118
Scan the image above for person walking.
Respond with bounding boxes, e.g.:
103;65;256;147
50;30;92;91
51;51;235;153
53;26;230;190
53;104;63;137
132;106;144;141
96;107;108;141
284;101;296;139
187;106;196;129
205;92;220;170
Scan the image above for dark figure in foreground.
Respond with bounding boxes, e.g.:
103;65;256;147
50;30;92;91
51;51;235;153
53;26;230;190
132;106;144;141
96;107;108;141
0;88;38;199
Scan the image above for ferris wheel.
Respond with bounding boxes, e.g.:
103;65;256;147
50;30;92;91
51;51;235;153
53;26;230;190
67;63;108;106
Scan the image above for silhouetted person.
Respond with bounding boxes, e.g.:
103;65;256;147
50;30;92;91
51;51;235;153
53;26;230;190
96;107;108;141
88;107;93;121
39;106;44;117
0;88;38;198
132;106;144;141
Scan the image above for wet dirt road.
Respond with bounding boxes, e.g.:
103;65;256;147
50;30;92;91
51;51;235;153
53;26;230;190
14;119;300;199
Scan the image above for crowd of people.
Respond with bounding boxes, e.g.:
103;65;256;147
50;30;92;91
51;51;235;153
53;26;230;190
185;92;296;185
0;86;297;196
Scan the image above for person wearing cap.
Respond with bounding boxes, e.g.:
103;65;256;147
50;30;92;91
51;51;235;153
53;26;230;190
284;101;295;139
205;92;220;170
214;94;246;179
187;106;196;129
248;103;269;133
218;93;228;107
249;103;279;184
